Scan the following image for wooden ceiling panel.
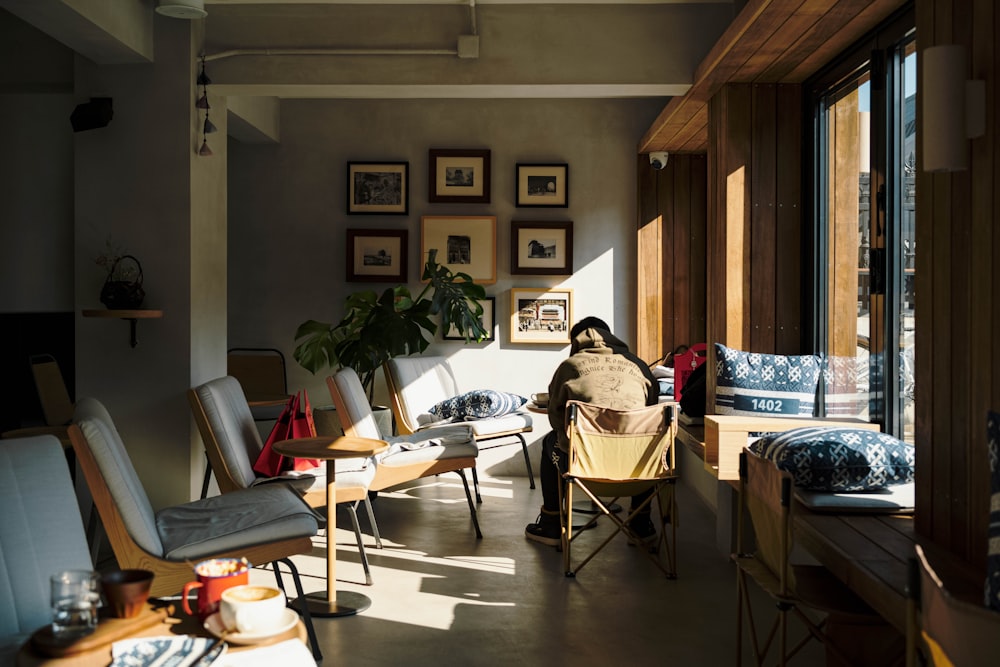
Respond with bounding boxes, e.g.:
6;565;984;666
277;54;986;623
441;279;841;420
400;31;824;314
639;0;908;154
781;0;906;80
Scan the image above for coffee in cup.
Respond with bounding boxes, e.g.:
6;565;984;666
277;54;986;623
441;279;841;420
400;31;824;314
219;585;287;635
531;392;549;405
182;557;250;621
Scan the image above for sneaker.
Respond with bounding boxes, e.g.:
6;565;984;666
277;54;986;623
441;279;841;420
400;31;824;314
626;515;657;547
525;514;561;547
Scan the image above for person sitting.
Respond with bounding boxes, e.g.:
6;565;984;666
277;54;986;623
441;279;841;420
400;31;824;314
525;316;659;547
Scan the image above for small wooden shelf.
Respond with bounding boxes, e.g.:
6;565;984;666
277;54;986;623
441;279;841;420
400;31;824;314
82;309;163;347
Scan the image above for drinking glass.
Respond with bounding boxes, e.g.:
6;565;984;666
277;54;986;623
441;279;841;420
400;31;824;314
50;570;100;639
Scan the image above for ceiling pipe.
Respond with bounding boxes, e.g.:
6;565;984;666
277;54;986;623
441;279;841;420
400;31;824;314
204;47;457;62
203;1;482;63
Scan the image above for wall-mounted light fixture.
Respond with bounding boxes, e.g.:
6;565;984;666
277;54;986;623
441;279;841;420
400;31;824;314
922;44;986;173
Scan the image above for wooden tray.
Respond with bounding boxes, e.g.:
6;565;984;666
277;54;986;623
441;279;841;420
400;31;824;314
30;603;174;657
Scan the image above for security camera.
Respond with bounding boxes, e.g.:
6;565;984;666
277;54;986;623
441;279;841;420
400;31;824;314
649;151;669;170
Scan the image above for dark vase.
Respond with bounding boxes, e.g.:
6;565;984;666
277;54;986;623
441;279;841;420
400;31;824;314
99;255;145;309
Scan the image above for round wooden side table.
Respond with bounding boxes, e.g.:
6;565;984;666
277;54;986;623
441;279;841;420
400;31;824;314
272;436;388;618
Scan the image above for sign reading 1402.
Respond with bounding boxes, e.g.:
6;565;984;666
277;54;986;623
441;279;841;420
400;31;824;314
750;398;784;412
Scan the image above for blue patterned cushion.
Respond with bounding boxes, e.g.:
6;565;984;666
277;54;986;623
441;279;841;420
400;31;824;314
714;343;822;418
749;426;915;491
987;410;1000;611
429;389;527;421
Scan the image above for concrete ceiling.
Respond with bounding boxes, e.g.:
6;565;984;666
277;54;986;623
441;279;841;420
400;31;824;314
202;1;735;100
0;0;737;101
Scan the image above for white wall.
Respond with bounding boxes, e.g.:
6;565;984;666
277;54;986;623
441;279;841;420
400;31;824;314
227;96;663;476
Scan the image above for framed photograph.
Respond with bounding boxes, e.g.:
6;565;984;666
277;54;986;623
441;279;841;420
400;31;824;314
510;221;573;275
429;149;491;203
516;163;568;207
347;161;409;214
444;296;495;342
346;229;408;282
510;288;573;344
421;215;497;284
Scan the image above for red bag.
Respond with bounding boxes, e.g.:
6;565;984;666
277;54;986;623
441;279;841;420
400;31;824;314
253;391;321;477
673;343;708;402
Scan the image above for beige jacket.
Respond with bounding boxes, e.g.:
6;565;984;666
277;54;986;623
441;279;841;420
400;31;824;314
547;327;655;452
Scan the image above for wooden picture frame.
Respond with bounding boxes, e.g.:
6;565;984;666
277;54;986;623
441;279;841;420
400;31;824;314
510;288;573;344
429;149;491;203
346;229;408;282
420;215;497;284
443;296;495;342
510;221;574;275
515;163;568;207
347;161;409;214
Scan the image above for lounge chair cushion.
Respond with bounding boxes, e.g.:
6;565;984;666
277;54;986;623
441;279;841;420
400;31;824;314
156;484;318;561
378;425;478;467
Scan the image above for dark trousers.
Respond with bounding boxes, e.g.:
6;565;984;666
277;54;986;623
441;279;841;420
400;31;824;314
539;430;653;515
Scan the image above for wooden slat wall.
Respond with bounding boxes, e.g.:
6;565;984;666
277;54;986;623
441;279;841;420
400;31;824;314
705;82;805;405
638;0;999;566
914;0;998;565
635;154;707;365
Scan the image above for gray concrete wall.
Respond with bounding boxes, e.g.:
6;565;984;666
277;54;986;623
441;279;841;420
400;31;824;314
227;95;664;477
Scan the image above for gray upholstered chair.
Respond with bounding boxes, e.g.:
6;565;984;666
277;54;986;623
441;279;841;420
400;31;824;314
189;375;382;585
384;355;535;488
0;435;92;663
69;397;323;659
327;367;483;538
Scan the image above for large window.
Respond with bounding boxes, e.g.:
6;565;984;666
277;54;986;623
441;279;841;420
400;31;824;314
810;11;915;441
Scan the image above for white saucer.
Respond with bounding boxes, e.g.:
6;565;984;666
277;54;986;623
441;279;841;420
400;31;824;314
203;608;298;644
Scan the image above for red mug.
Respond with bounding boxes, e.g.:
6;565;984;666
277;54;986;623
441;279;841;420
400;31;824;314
181;557;250;621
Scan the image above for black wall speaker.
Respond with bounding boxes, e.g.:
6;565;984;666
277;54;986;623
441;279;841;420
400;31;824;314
70;97;114;132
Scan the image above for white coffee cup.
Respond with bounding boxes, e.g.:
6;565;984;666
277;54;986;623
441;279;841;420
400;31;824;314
219;585;286;635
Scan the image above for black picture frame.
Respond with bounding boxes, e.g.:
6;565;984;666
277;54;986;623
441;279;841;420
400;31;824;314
510;221;573;275
346;229;408;282
515;163;568;207
347;161;409;214
429;149;491;204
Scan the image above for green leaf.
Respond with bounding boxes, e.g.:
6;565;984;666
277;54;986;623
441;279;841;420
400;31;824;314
292;247;487;394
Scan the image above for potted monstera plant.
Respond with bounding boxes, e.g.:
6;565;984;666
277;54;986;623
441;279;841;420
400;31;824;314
293;249;489;405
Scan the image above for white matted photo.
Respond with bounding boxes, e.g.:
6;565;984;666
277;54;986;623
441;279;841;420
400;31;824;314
347;162;408;214
346;229;407;282
421;215;497;284
516;163;568;207
429;149;491;203
510;221;573;275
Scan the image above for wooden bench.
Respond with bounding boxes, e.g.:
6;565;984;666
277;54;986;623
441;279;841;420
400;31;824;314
794;507;983;635
683;414;984;636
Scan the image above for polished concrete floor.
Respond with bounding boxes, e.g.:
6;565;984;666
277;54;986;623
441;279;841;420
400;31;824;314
241;470;824;666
